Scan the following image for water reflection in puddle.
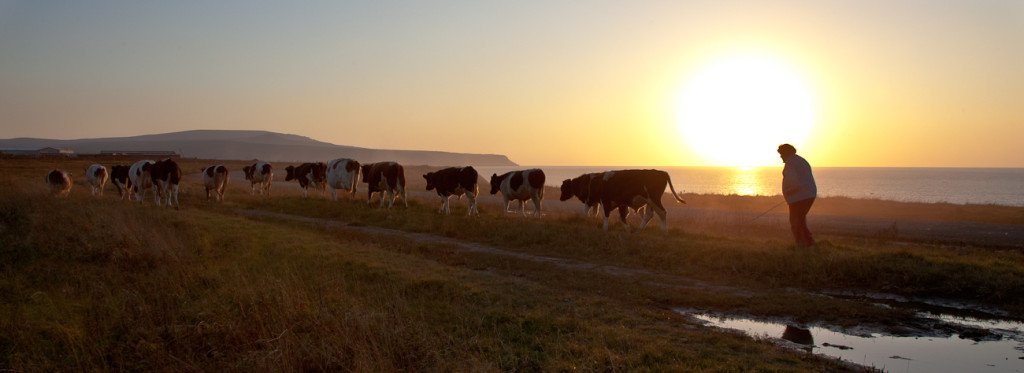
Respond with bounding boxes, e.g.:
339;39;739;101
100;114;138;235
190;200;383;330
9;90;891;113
679;311;1024;372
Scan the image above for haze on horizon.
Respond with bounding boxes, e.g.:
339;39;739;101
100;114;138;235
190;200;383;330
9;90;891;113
1;1;1021;167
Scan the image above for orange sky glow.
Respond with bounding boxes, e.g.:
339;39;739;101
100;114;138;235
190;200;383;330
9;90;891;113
0;1;1021;167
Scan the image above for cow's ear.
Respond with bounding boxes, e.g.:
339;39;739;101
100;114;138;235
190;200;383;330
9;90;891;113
422;174;428;180
492;173;497;178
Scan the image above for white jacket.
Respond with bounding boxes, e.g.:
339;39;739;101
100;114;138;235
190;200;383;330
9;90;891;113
782;154;817;204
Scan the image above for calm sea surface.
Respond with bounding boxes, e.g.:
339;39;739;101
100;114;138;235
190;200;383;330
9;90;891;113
476;166;1024;207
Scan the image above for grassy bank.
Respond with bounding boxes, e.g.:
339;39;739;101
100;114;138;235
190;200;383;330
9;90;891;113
1;183;849;371
4;157;1024;370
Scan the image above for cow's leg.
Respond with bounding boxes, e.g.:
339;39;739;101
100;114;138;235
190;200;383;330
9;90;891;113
602;203;613;231
171;184;180;209
386;190;395;209
657;206;668;232
330;188;338;202
638;202;655;232
618;206;632;232
532;196;542;217
467;192;478;216
503;196;511;213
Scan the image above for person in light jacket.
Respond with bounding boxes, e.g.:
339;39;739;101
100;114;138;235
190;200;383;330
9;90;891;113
778;144;817;247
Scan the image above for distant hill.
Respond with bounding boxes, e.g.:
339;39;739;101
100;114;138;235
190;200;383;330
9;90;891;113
0;130;518;166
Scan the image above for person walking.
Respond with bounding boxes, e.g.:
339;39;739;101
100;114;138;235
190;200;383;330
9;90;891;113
778;144;817;247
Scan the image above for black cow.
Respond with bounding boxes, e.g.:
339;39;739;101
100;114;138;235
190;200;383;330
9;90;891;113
490;168;545;217
145;158;182;209
587;169;686;232
424;166;480;216
559;172;604;216
285;162;328;198
110;165;133;200
360;162;407;208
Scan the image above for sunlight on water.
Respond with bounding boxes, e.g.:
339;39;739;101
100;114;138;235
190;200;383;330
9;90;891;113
679;311;1024;372
728;167;766;196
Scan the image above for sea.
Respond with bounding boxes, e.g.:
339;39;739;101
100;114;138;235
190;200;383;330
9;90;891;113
475;166;1024;207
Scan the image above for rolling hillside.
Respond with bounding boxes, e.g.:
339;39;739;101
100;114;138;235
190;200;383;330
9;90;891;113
0;130;517;166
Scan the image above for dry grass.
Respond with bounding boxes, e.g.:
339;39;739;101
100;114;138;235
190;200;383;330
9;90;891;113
4;157;1024;370
1;159;855;371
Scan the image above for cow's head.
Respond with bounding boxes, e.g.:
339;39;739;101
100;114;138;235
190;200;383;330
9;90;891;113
559;179;575;201
489;173;502;195
285;165;296;181
243;165;254;180
423;172;436;191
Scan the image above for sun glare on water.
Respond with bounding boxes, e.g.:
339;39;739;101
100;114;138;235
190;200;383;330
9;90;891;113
677;54;816;167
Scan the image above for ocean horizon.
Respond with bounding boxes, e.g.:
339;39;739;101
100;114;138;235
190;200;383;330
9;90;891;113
476;166;1024;207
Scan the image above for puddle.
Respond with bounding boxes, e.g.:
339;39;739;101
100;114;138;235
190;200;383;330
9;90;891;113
678;310;1024;372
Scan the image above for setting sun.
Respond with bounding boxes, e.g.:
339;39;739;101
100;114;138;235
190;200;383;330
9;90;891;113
676;53;816;167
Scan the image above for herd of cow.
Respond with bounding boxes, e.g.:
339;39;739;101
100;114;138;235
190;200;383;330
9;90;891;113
43;157;687;232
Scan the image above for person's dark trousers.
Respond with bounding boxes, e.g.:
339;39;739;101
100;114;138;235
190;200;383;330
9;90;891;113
788;198;815;247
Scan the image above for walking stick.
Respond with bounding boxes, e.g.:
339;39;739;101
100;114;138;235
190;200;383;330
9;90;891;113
751;200;787;221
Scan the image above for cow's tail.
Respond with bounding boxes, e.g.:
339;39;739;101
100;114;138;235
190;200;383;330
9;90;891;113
665;172;687;204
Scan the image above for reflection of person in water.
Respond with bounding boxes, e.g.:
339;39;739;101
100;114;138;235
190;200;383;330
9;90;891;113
782;325;814;350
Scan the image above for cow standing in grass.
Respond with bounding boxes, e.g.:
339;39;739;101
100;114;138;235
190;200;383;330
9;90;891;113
243;160;273;196
588;169;686;232
360;162;407;209
202;165;229;202
46;169;72;197
424;166;480;216
326;158;360;201
490;169;545;217
559;173;604;217
147;158;182;209
85;164;109;196
128;160;155;203
285;162;327;198
110;165;132;200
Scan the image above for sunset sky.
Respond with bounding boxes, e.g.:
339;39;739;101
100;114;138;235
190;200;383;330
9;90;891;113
1;1;1021;167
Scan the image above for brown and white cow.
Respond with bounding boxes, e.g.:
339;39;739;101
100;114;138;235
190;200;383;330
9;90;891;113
146;158;182;209
85;164;109;196
128;160;156;202
490;168;545;217
587;169;686;232
45;169;72;197
243;160;273;196
360;161;407;209
559;172;604;217
424;166;480;216
110;165;133;200
326;158;360;201
285;162;327;198
202;164;229;202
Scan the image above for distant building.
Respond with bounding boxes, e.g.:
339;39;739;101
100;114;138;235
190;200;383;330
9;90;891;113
98;150;180;158
0;147;75;157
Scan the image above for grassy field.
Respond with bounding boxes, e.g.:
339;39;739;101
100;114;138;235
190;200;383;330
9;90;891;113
3;157;1023;371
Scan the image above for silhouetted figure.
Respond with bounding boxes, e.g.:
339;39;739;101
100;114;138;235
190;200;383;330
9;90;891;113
778;144;816;247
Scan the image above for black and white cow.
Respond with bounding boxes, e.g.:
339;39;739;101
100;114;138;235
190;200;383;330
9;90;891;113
360;162;407;209
489;168;545;217
110;165;133;200
85;164;108;196
424;166;480;216
243;160;273;196
587;169;686;232
559;172;604;217
326;158;360;201
146;158;182;209
45;169;72;197
202;164;229;202
128;160;156;202
285;162;327;198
